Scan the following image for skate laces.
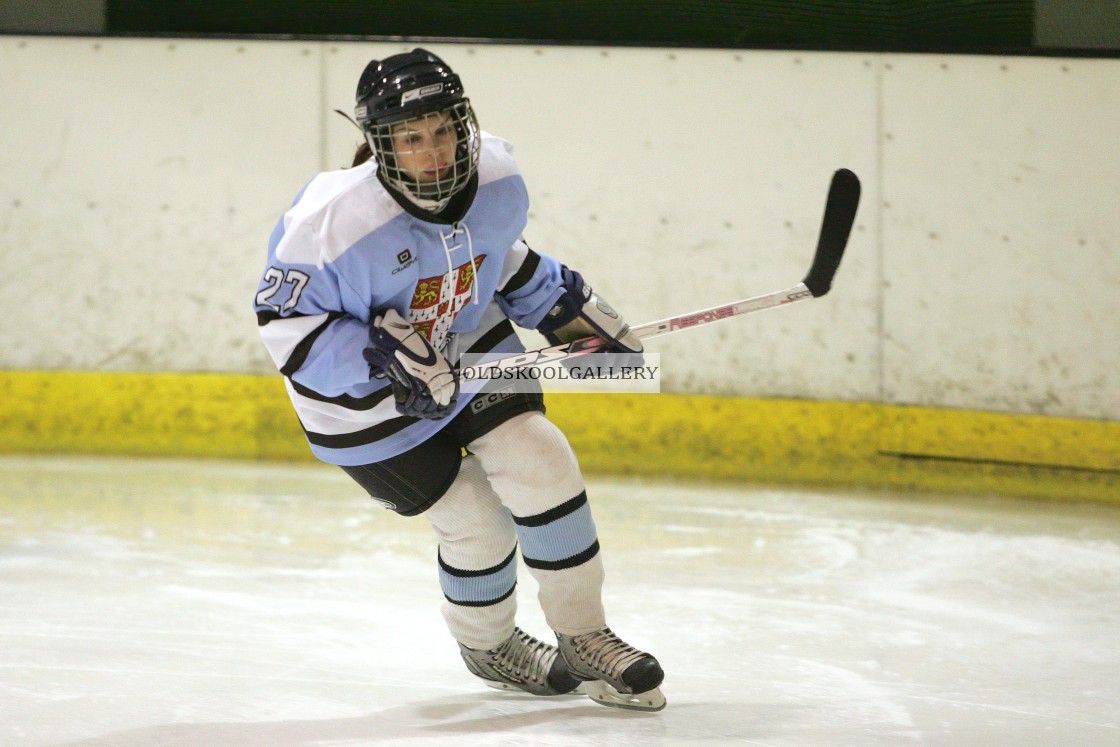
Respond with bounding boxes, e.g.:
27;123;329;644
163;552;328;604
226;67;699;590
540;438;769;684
570;628;647;676
492;627;555;684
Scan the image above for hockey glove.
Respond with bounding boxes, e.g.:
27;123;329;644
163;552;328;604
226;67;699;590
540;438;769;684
535;266;643;378
363;308;459;420
537;266;643;351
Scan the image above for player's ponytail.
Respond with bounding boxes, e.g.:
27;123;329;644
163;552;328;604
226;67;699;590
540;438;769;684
351;141;372;167
335;109;373;168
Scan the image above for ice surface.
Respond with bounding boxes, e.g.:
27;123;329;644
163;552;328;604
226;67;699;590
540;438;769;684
2;455;1118;746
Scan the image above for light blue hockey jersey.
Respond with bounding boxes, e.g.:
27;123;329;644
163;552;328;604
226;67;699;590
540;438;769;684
253;133;566;466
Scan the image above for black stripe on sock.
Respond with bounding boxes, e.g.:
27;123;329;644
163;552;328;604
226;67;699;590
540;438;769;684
444;583;518;608
438;546;518;578
512;491;588;528
522;540;600;572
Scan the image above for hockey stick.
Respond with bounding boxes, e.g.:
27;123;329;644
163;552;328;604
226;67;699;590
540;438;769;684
460;168;861;380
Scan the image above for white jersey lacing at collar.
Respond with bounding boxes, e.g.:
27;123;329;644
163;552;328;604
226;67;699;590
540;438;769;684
440;222;480;307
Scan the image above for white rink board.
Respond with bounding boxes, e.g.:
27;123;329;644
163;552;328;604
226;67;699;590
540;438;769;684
0;37;321;374
881;54;1120;418
0;37;1117;420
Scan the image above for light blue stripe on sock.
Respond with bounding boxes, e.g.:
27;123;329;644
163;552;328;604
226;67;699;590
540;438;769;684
439;549;518;605
516;502;598;564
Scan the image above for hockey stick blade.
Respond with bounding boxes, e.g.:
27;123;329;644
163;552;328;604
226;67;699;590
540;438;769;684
629;167;860;339
801;168;860;297
458;169;860;380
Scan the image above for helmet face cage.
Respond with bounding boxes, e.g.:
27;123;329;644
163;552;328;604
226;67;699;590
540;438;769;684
364;99;480;210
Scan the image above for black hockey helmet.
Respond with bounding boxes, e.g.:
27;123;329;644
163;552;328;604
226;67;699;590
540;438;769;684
356;48;467;124
354;48;480;211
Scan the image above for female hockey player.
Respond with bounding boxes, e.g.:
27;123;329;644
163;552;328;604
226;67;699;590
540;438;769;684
253;48;665;711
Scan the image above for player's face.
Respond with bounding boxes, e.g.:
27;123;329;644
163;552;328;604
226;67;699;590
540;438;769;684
390;112;458;184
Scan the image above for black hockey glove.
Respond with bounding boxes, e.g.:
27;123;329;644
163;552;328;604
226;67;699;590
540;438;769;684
363;308;459;420
536;266;644;377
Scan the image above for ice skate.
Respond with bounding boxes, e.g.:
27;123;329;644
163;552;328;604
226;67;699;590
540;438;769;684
459;627;583;696
556;627;666;711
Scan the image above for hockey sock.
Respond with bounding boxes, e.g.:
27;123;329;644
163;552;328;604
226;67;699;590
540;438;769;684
424;457;519;650
470;412;607;634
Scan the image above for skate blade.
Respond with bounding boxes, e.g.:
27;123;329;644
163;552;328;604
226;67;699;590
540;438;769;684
581;680;666;712
482;680;583;697
483;680;518;692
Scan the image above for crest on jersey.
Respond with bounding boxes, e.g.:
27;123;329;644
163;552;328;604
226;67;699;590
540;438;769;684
408;256;485;349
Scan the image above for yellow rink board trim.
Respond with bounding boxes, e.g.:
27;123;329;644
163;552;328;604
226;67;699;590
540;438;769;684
2;370;1117;503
